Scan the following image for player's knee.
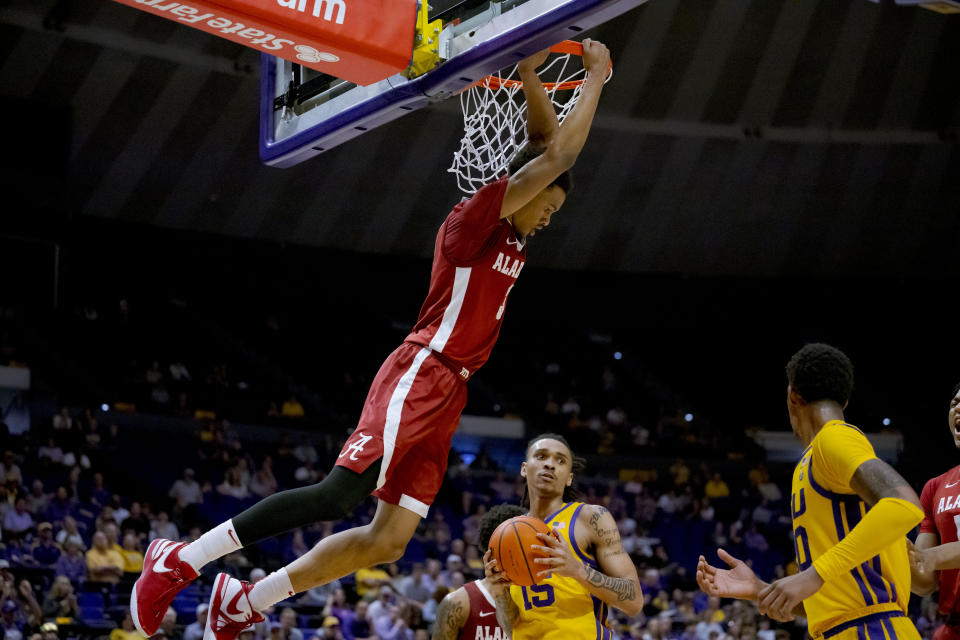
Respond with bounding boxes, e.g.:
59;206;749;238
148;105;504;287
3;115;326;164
327;493;357;521
363;530;407;564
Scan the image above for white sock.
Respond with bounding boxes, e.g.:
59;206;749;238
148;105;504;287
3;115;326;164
248;568;295;612
179;519;243;573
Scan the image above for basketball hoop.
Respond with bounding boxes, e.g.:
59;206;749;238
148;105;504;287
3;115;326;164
449;41;613;195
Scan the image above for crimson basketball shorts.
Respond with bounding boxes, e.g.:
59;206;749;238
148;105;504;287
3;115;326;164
335;341;468;518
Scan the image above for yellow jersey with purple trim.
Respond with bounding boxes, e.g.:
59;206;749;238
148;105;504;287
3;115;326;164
508;502;613;640
791;420;917;638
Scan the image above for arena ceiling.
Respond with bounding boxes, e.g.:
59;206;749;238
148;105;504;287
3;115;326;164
2;0;959;278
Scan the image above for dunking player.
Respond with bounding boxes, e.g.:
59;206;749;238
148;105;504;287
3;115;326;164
697;343;923;639
908;383;960;639
485;434;643;639
130;40;612;640
432;504;525;640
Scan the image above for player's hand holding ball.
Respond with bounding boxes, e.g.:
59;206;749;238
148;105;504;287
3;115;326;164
532;531;583;582
483;548;513;594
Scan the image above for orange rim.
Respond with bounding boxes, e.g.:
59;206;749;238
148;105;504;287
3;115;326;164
476;40;612;91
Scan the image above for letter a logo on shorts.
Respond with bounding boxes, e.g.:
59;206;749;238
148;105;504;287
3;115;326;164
339;433;373;461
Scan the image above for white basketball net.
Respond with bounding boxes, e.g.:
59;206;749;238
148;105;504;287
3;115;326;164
449;52;600;195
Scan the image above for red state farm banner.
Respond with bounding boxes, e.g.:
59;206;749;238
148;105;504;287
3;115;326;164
112;0;417;86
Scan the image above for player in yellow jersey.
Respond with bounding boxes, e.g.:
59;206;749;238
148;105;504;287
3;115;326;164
697;343;924;639
483;433;643;639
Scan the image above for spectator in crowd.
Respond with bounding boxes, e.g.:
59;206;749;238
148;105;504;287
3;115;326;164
316;616;344;640
25;481;49;516
420;559;443;594
421;587;447;630
53;540;87;585
121;501;151;540
29;523;60;567
39;621;58;640
37;439;64;465
160;607;182;640
217;467;250;500
110;612;141;640
41;576;78;621
250;458;278;498
1;598;25;640
52;408;72;431
1;452;23;486
298;578;342;608
169;468;203;507
280;395;304;418
3;498;33;537
110;495;130;523
372;603;414;640
90;472;111;509
438;555;463;587
150;511;179;542
278;607;304;640
85;531;125;584
397;564;431;604
355;565;391;599
120;533;144;574
703;473;730;500
44;488;75;528
55;515;84;549
348;600;375;640
756;475;783;503
101;522;123;552
61;446;90;470
283;530;310;565
1;576;42;636
321;588;353;634
183;603;207;640
367;586;399;624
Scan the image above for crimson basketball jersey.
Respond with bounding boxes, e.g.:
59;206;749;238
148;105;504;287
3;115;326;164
920;465;960;615
406;177;525;376
461;580;506;640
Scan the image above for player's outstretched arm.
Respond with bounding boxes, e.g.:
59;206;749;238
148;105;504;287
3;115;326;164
758;458;923;620
696;550;798;622
483;550;520;634
432;588;469;640
500;39;610;218
532;506;643;616
517;48;558;147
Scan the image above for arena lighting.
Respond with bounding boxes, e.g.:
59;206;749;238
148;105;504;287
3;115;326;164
613;351;622;360
684;413;694;423
101;404;109;412
883;418;892;426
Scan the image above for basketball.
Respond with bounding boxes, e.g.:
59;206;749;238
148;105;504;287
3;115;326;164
488;515;553;587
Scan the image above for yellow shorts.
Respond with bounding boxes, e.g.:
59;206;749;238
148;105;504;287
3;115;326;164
817;611;920;640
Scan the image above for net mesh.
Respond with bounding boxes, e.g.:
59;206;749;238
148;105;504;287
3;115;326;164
449;50;599;195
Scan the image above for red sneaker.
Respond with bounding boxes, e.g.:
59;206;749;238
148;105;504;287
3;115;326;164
203;572;265;640
130;539;199;636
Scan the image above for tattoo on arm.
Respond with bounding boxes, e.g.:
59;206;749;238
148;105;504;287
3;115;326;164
583;565;637;602
433;595;466;640
850;459;920;507
588;507;627;560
